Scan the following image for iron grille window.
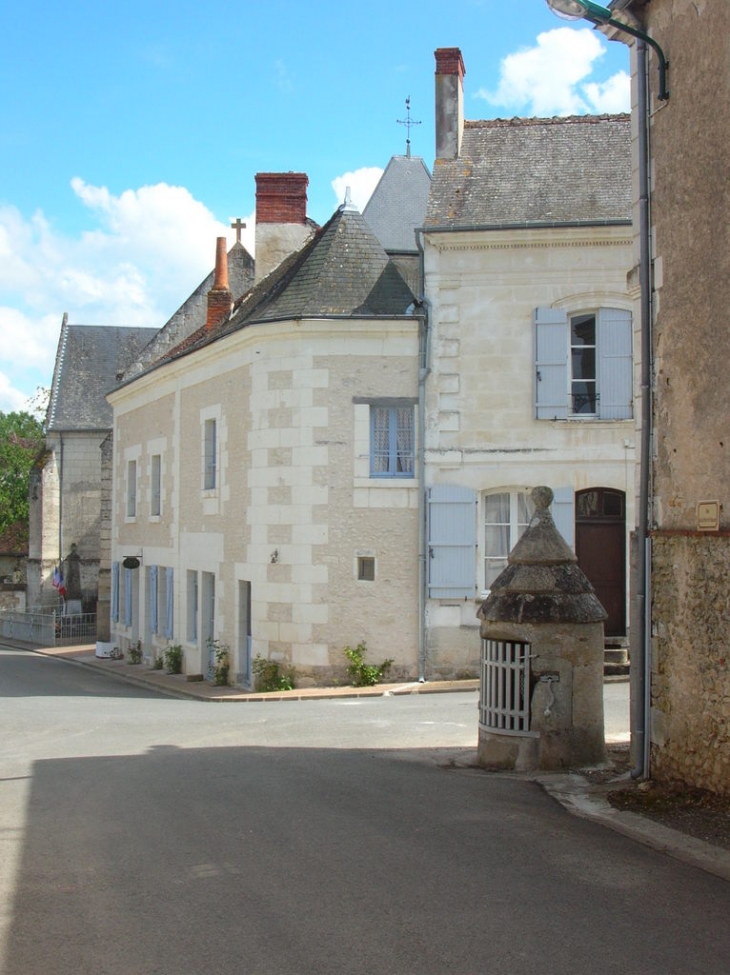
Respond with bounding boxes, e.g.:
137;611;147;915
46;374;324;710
480;639;531;734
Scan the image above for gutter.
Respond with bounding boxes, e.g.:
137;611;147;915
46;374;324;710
631;38;653;780
415;229;432;682
416;219;631;236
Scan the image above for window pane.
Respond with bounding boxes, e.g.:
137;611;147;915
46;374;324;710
485;523;509;558
516;492;534;533
485;492;509;525
396;407;414;474
572;381;597;414
571;347;596;380
571;314;595;346
485;558;507;588
371;407;390;473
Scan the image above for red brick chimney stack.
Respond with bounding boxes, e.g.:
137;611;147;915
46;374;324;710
206;237;232;330
254;172;315;283
255;172;309;224
435;47;466;161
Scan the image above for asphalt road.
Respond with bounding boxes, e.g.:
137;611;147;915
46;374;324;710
1;647;728;975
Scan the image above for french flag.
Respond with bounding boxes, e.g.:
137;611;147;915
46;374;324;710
52;567;66;597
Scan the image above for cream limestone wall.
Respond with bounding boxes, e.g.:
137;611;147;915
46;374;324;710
423;225;635;674
109;317;420;684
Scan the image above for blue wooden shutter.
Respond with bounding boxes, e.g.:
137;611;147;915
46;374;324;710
551;486;575;550
165;567;174;638
124;568;133;626
149;565;158;634
534;308;569;419
598;308;633;419
111;561;119;622
428;485;477;598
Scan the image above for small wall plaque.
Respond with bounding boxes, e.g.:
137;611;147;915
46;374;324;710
697;501;720;532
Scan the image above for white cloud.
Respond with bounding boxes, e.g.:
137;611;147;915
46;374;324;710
0;369;31;413
331;168;383;214
584;71;631;113
0;181;250;410
476;27;630;117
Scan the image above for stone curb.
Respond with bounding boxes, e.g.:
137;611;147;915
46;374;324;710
15;642;480;702
534;772;730;884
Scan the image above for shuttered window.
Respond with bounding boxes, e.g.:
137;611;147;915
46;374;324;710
535;307;632;420
111;561;120;622
427;485;477;598
164;567;174;639
148;565;158;635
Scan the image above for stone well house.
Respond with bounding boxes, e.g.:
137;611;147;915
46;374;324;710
420;49;636;677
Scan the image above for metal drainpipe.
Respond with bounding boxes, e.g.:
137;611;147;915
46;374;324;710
631;37;653;779
415;229;431;682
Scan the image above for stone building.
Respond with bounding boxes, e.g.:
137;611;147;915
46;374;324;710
28;243;255;618
420;48;635;677
616;0;730;793
27;320;157;613
108;188;423;684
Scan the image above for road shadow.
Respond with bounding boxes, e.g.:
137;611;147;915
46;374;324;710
3;744;730;975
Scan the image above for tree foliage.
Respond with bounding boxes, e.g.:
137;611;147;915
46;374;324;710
0;411;44;537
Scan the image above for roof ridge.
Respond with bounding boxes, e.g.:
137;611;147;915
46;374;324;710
465;113;630;129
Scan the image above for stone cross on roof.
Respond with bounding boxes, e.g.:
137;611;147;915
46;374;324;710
231;218;246;244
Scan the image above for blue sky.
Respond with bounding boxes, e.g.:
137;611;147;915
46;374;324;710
0;0;630;414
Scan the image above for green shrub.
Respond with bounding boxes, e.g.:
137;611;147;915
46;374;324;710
252;655;295;692
208;639;231;686
343;642;393;687
128;641;143;665
164;644;184;675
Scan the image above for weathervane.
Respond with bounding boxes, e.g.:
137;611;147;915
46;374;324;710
397;96;421;158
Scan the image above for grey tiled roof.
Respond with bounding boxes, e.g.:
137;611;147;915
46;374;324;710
363;155;431;253
46;324;158;431
141;205;417;373
425;115;632;228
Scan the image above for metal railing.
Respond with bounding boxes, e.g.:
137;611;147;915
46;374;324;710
0;611;97;647
479;639;531;734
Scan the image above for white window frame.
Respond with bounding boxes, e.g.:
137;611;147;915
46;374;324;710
369;401;415;478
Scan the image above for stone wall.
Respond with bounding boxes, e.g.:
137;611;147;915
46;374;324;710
650;533;730;795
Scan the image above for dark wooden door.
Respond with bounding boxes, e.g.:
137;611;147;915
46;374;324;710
575;488;626;637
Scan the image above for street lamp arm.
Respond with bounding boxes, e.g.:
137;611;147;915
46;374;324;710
545;0;669;101
605;16;669;102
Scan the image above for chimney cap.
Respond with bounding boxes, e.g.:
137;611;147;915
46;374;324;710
435;47;466;80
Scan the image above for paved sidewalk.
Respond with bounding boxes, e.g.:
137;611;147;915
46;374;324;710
7;638;730;884
15;641;479;702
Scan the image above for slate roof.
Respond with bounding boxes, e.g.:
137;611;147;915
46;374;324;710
152;203;416;370
363;155;431;253
123;241;255;381
46;323;158;431
425;114;632;229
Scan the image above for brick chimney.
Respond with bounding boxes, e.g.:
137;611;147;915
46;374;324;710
435;47;465;160
206;237;232;330
255;172;314;283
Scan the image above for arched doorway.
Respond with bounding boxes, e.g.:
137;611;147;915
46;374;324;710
575;488;626;637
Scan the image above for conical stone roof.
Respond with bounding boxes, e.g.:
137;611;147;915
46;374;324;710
478;486;607;625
